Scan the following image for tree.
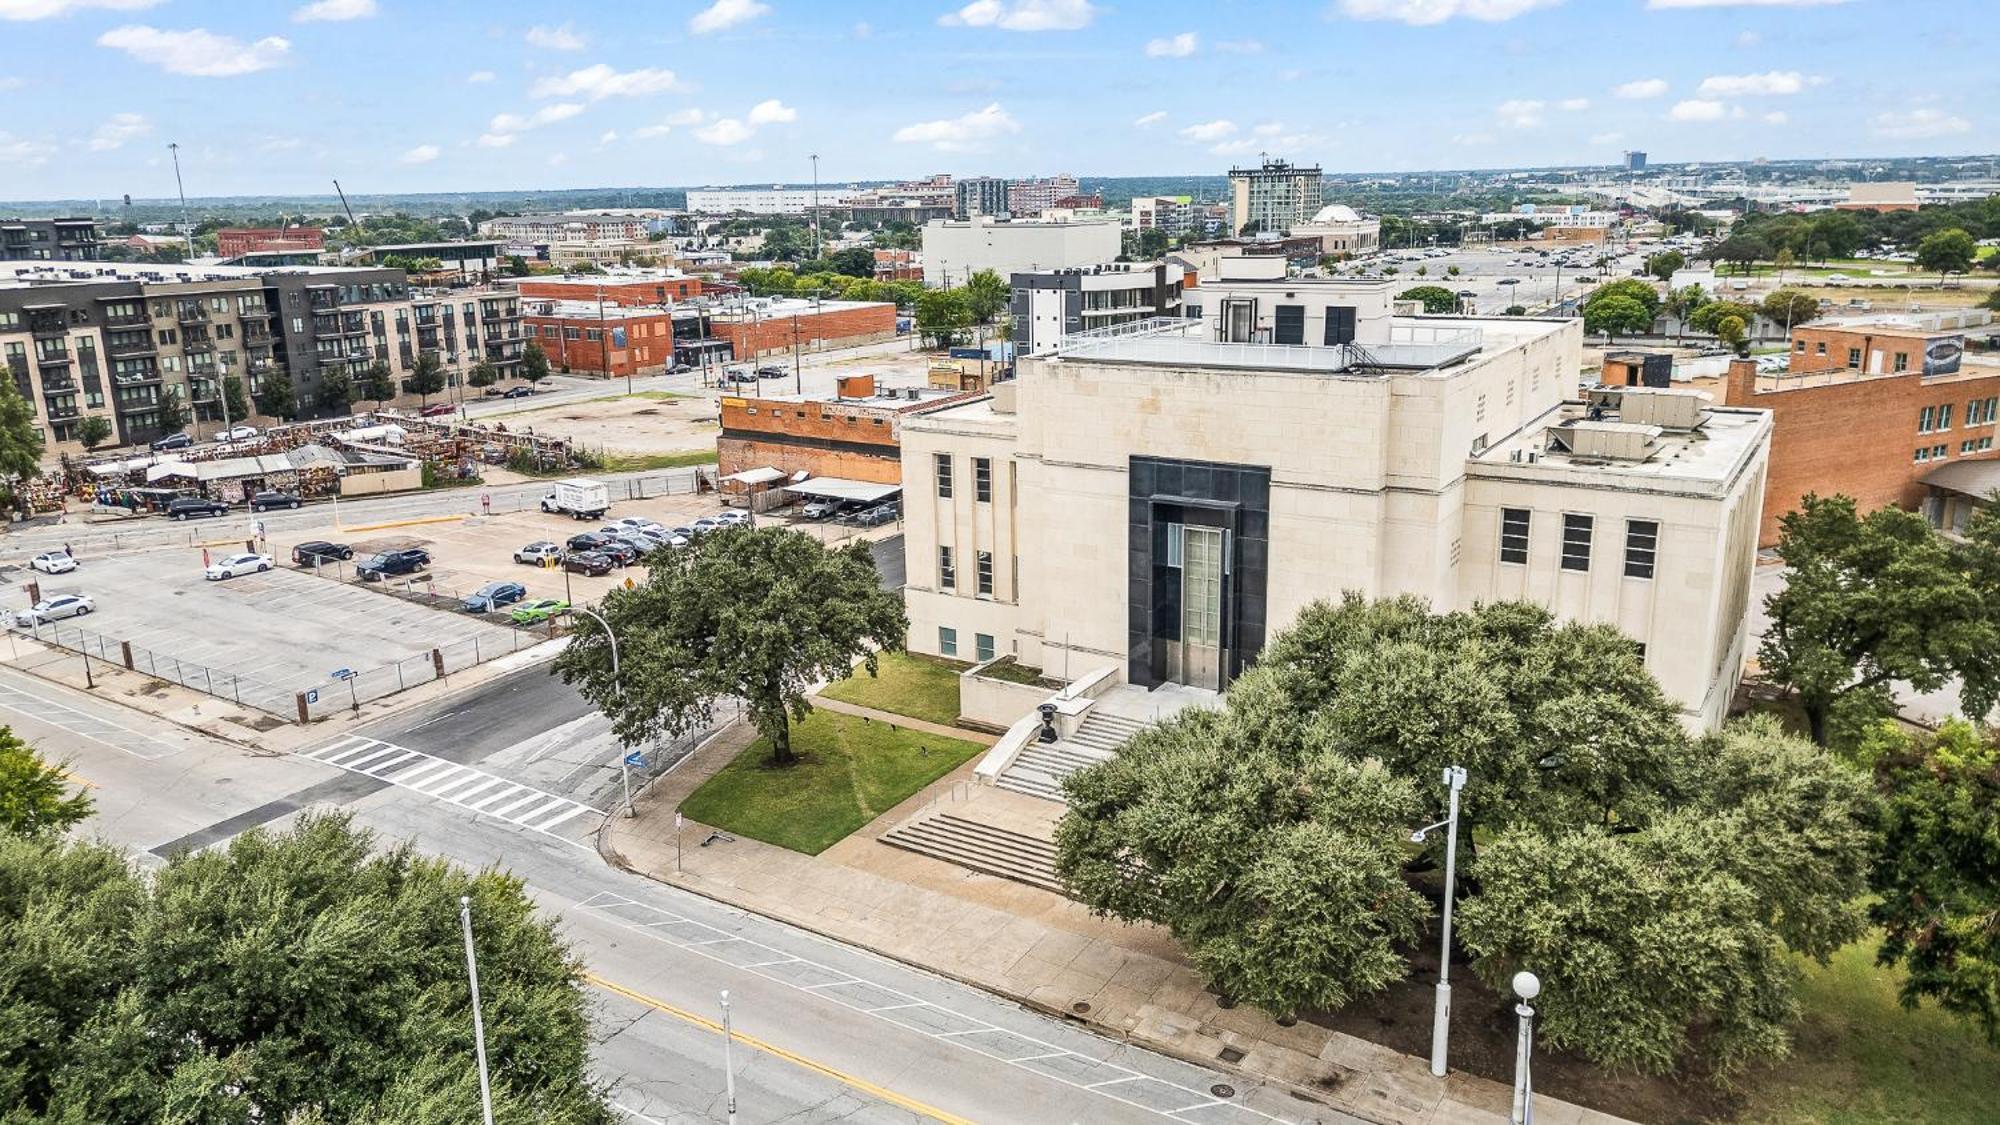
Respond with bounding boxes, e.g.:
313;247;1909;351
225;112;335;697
1761;288;1821;329
962;269;1009;324
505;254;532;277
75;414;114;451
1809;211;1865;260
555;527;906;766
1714;233;1771;275
0;380;45;483
521;341;551;385
1916;228;1977;278
357;361;397;409
1688;298;1757;338
467;358;500;389
829;246;876;279
1445;265;1461;278
759;224;810;262
1664;284;1708;343
0;725;91;838
155;387;190;436
1717;314;1749;353
1984;288;2000;313
1583;277;1662;321
1865;719;2000;1045
220;375;249;423
254;369;300;421
1773;247;1796;285
1760;495;2000;747
1584;294;1653;341
915;288;973;348
407;352;446;407
1397;285;1459;314
1646;250;1686;284
0;814;614;1123
316;368;352;412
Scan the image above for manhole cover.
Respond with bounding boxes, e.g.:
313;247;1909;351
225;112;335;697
1210;1083;1236;1098
1071;1002;1091;1015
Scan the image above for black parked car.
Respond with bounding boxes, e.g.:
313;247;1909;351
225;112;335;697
566;532;615;555
564;551;616;577
593;539;640;566
356;547;430;581
755;364;788;379
166;496;229;521
150;432;193;452
502;386;536;399
292;540;354;565
249;490;303;512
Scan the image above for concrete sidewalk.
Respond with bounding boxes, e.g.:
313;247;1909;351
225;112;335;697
601;713;1635;1125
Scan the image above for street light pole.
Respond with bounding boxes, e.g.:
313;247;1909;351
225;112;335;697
571;604;631;816
1510;971;1540;1125
459;896;497;1125
169;142;195;261
720;989;739;1125
1410;765;1467;1077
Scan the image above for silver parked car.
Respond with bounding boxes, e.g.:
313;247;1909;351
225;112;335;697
16;594;95;627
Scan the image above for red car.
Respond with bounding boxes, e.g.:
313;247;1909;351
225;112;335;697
420;402;457;417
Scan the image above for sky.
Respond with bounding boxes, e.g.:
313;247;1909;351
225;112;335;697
0;0;1991;201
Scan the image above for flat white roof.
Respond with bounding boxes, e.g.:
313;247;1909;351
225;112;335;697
781;477;901;503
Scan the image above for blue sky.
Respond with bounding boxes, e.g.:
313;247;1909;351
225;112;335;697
0;0;1990;200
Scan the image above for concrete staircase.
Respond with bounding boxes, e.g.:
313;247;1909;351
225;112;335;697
993;710;1150;802
879;812;1064;893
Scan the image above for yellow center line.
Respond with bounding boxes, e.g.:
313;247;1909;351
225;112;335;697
582;971;973;1125
56;768;98;789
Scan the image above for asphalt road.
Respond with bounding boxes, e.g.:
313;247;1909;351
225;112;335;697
0;663;1336;1124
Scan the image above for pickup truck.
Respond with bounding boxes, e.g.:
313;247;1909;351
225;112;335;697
539;478;610;521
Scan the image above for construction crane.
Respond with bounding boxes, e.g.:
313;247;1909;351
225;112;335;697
332;178;361;260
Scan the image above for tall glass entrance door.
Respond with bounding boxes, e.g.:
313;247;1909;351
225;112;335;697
1178;526;1224;690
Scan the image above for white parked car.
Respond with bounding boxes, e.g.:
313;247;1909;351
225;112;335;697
205;552;272;580
223;425;259;442
29;551;77;574
715;509;750;526
15;594;93;626
607;516;664;535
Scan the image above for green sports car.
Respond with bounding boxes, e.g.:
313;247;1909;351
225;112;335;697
510;598;571;625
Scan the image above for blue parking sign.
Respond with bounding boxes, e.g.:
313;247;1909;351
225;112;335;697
623;752;647;768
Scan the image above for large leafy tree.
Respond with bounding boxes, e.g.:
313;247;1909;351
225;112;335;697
316;367;353;412
829;247;876;279
75;414;114;451
1761;288;1821;329
1663;284;1708;343
407;352;447;407
254;369;300;420
0;380;45;482
521;341;551;386
0;725;91;838
357;361;397;409
467;358;500;390
220;375;249;424
1759;494;2000;747
1712;233;1771;275
1645;250;1685;283
1864;719;2000;1045
1582;277;1662;321
1916;228;1977;278
915;288;972;349
962;268;1010;324
555;527;906;765
155;387;190;438
0;814;612;1123
1583;294;1653;341
1396;285;1459;314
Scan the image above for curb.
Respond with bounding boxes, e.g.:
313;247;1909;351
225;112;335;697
334;513;474;534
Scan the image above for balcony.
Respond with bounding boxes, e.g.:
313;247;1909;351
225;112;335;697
307;289;340;312
35;351;71;369
176;305;209;325
241;322;273;344
39;374;76;394
106;335;154;358
26;310;66;337
101;308;149;329
44;402;79;422
182;338;215;355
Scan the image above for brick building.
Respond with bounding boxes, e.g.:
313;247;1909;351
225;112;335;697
717;373;970;489
1788;321;1969;379
516;270;702;306
521;299;679;378
216;227;324;258
1721;346;2000;545
710;298;899;361
873;249;923;282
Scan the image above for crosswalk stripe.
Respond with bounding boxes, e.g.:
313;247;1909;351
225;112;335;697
514;796;570;824
415;769;475;796
365;750;420;773
305;736;368;759
344;747;405;771
491;792;548;817
321;743;383;766
467;785;524;811
532;805;591;831
448;778;506;804
293;734;601;849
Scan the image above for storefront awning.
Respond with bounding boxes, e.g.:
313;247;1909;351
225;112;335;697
780;477;902;504
722;466;785;486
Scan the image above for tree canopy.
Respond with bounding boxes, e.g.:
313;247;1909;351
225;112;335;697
357;361;397;408
555;527;906;765
408;352;447;405
0;381;45;481
220;376;249;425
1915;228;1978;276
1396;285;1459;314
254;369;300;421
1056;595;1874;1077
0;726;91;838
467;358;500;389
1584;294;1653;341
1760;288;1821;329
915;288;973;349
962;269;1010;324
521;342;551;385
1645;250;1685;283
75;414;114;452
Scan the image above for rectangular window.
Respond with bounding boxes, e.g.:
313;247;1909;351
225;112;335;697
1920;406;1935;433
1624;519;1658;580
1935;443;1949;459
1794;340;1805;353
975;633;996;662
1916;447;1930;464
938;626;957;657
1272;304;1305;345
933;452;952;498
1561;513;1593;572
1816;341;1827;356
1499;508;1530;565
1894;352;1910;373
1939;404;1953;430
973;457;992;502
976;551;993;596
1847;347;1862;369
1968;399;1983;426
938;545;955;589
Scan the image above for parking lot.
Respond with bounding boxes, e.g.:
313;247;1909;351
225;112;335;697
1332;243;1653;315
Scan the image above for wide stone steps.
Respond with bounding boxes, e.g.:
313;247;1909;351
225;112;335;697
994;769;1067;802
1066;713;1149;752
880;812;1065;894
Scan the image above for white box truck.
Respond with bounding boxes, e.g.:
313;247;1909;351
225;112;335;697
540;478;610;520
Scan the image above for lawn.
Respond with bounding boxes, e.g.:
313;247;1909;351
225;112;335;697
818;649;966;726
1737;937;2000;1124
597;449;718;472
678;709;985;854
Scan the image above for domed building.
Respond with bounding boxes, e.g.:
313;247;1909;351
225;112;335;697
1294;203;1382;256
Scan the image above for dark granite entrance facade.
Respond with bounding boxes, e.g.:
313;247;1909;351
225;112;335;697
1127;455;1271;689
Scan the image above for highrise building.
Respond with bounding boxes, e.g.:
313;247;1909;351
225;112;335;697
1226;159;1324;237
954;177;1010;219
1624;150;1648;172
1006;175;1080;217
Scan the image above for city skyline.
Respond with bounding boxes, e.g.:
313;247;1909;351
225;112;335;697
0;0;1991;200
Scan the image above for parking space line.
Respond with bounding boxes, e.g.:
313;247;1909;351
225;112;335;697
0;679;181;760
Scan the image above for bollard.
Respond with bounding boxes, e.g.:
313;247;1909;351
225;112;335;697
296;691;309;725
431;648;445;679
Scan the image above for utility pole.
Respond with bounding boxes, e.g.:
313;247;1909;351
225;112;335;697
460;896;497;1125
169;143;194;260
720;990;739;1125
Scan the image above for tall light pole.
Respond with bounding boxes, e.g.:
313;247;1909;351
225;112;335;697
809;154;821;262
1510;971;1540;1125
570;604;632;816
1410;764;1467;1077
720;989;739;1125
169;142;194;260
459;896;497;1125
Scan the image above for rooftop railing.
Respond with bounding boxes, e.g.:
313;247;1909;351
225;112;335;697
1053;317;1483;374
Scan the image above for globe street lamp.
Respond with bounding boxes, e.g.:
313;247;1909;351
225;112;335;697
1409;764;1468;1077
1511;970;1541;1125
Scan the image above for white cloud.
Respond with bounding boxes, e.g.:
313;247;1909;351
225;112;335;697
1649;0;1851;7
1761;110;1788;125
1178;119;1237;142
547;152;569;167
0;132;56;165
1133;110;1166;127
400;143;440;164
1145;31;1196;57
525;22;585;50
1589;130;1624;145
1734;30;1761;47
1697;70;1813;96
87;111;149;150
1495;99;1544;128
1668;98;1729;121
488;103;584;133
1214;38;1264;53
0;76;24;90
293;0;375;22
97;25;290;76
598;130;618;145
1251;122;1286;137
1613;78;1668;100
746;98;795;125
531;63;684;100
466;69;495;83
695;118;754;145
689;0;770;34
1556;97;1590;111
476;133;515;148
1337;0;1564;25
0;0;157;20
892;102;1022;152
939;0;1096;32
1871;107;1972;140
634;108;705;138
1451;131;1495;146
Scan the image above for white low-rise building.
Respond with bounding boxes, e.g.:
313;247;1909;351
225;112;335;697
921;216;1121;289
1292;203;1381;256
900;260;1770;729
686;186;859;215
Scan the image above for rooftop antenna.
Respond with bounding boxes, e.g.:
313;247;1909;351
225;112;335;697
168;142;194;258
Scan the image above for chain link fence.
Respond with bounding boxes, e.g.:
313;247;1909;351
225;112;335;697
9;618;289;713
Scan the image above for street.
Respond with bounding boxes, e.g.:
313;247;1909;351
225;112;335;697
0;661;1324;1124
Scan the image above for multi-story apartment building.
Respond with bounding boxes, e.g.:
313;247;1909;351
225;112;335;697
899;260;1771;729
1227;159;1324;237
921;216;1122;288
1006;175;1080;218
954;177;1011;220
1;218;100;262
478;212;651;243
0;261;524;453
1130;196;1197;238
1010;263;1186;355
